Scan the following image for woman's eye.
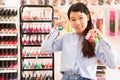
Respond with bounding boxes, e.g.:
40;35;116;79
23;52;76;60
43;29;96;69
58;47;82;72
71;19;75;21
79;17;83;20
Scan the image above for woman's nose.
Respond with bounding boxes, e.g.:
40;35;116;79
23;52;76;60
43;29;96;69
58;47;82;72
75;20;81;24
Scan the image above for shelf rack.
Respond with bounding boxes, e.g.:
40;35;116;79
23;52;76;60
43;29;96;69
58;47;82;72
19;5;54;80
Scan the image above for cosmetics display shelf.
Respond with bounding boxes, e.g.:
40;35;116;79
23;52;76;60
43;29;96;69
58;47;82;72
0;6;19;79
20;5;54;80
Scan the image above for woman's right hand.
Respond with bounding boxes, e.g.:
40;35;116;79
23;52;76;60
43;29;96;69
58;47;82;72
53;15;67;30
53;20;63;29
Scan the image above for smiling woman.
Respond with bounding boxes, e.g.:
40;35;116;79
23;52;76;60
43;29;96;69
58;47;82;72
41;2;120;80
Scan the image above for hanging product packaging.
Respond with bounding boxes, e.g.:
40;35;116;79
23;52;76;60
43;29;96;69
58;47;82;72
96;9;105;33
96;18;103;33
109;10;115;36
118;10;120;36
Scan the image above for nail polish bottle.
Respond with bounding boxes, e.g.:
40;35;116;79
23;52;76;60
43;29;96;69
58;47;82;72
9;61;14;69
26;36;30;45
22;36;25;45
30;62;34;69
1;49;4;57
1;61;4;69
7;9;11;20
13;61;18;69
28;25;31;32
38;25;42;32
22;50;26;57
31;73;34;80
41;63;45;69
21;74;25;80
0;49;1;58
12;24;17;34
43;25;46;32
42;74;47;80
29;35;32;45
38;74;42;80
30;25;33;33
0;9;4;19
8;36;12;45
34;74;38;80
48;25;52;32
5;24;8;34
1;73;5;80
9;73;13;80
1;24;4;34
5;73;9;80
56;25;63;31
13;73;17;80
9;49;13;58
37;35;41;45
6;36;9;44
5;61;9;68
4;49;8;57
0;37;2;44
0;37;1;45
26;51;30;57
46;75;52;80
1;36;3;45
27;73;31;80
33;35;37;45
0;61;2;69
13;49;17;57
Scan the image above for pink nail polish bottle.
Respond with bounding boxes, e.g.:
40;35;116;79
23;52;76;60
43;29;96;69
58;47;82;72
109;10;115;36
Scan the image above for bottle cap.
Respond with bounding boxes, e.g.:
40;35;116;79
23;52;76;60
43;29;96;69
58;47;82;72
56;25;63;31
94;37;99;43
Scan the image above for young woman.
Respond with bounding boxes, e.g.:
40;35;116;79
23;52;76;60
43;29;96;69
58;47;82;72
41;2;120;80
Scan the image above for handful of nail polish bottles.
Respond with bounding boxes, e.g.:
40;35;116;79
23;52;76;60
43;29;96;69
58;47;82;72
56;25;63;31
85;34;99;43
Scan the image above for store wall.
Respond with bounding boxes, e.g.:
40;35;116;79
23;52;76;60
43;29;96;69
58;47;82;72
1;0;120;80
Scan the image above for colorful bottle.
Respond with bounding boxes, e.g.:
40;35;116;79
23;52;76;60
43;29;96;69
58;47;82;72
109;10;115;36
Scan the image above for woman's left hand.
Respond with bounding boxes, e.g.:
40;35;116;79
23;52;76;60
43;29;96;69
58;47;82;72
85;29;103;40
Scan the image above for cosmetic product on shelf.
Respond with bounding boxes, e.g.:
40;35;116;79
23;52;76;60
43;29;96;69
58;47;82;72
96;18;103;33
109;10;115;36
20;5;54;80
118;10;120;36
0;6;19;79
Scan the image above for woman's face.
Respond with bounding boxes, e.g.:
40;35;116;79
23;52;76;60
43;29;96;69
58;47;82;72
69;12;89;35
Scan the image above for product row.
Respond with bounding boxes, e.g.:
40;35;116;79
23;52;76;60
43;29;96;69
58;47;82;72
0;23;17;34
0;61;18;69
22;59;52;69
0;49;17;58
22;34;47;45
0;36;18;45
0;73;17;80
22;8;52;21
22;23;52;33
0;8;17;21
20;0;120;6
22;71;53;80
22;47;52;57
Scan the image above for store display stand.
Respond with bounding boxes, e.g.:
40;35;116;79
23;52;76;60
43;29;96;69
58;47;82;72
19;5;54;80
0;5;20;79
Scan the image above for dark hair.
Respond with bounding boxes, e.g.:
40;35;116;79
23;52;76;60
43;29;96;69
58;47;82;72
67;2;95;58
